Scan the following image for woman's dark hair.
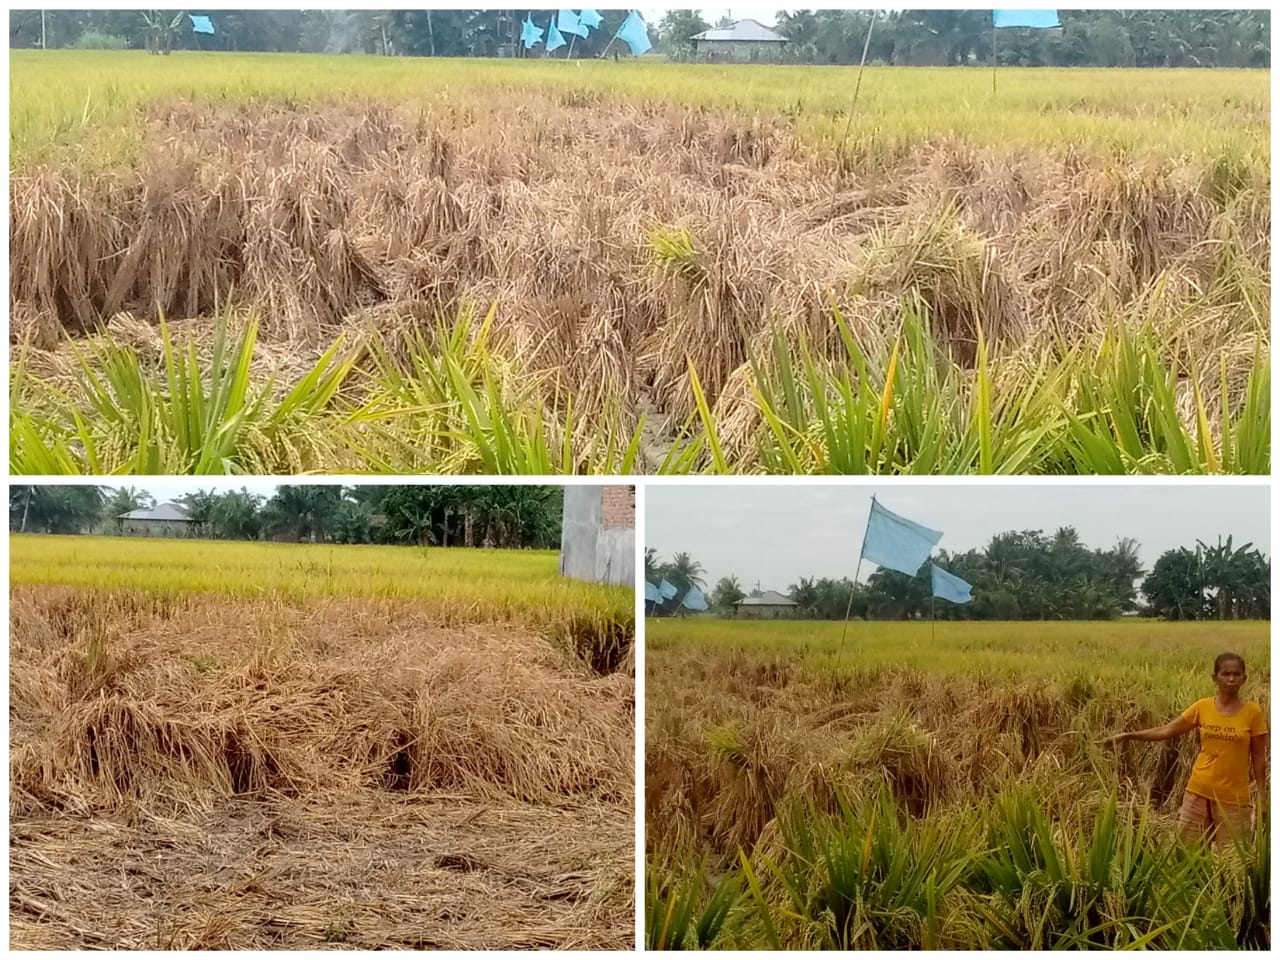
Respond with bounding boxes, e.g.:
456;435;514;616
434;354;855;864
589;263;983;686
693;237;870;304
1214;652;1246;675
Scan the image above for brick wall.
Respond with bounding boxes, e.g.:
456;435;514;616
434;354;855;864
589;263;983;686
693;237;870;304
601;485;635;529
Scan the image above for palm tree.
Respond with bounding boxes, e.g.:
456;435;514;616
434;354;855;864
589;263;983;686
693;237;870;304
666;552;706;595
266;485;341;543
788;576;820;617
644;548;661;582
210;488;263;540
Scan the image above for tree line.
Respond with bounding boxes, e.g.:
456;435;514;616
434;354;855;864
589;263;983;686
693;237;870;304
647;526;1270;622
8;10;655;58
12;10;1267;68
9;485;565;550
662;9;1269;67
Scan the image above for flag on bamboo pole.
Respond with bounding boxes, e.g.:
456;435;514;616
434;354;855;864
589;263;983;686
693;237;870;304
189;14;214;34
644;581;662;603
682;586;709;612
521;16;544;49
615;11;652;55
860;499;943;577
546;21;567;52
992;10;1060;28
930;564;973;604
558;10;588;38
659;579;678;600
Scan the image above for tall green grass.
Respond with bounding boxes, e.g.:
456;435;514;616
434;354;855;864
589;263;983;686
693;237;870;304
674;305;1269;475
10;305;642;476
649;788;1269;950
11;52;1267;169
13;302;1266;474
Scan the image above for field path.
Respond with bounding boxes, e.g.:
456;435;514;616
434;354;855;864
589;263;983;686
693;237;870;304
12;796;630;949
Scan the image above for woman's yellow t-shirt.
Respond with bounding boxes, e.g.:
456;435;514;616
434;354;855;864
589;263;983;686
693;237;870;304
1181;698;1268;807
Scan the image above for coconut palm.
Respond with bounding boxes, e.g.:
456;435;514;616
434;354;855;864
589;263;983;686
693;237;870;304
666;552;707;595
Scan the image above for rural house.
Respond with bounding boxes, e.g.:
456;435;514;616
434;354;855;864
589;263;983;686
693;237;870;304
116;502;197;538
560;486;635;587
733;589;798;619
690;19;788;62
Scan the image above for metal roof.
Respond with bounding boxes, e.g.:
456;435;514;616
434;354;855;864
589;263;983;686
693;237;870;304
736;590;796;606
691;19;787;43
118;502;192;522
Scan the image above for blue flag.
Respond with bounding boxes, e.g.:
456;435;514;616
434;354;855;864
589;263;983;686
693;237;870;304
558;10;588;38
931;564;973;604
861;499;943;577
659;579;678;600
521;16;544;49
578;9;603;30
546;21;567;52
992;10;1060;28
644;581;661;603
682;586;708;612
615;11;652;55
189;14;215;35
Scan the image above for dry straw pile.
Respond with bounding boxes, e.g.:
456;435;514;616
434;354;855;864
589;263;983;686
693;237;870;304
10;586;635;949
9;88;1269;473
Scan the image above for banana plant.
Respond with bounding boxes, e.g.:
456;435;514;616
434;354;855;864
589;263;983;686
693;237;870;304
140;10;186;54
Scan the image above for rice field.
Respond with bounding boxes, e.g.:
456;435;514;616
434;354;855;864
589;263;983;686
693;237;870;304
9;52;1271;474
10;533;635;949
646;619;1270;949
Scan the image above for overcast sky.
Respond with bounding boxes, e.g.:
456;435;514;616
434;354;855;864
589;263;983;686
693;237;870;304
646;484;1271;590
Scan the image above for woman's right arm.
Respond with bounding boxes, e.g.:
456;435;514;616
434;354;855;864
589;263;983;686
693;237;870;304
1106;715;1195;745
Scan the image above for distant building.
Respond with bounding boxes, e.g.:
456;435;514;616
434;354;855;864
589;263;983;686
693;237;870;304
734;589;798;619
560;486;635;587
691;19;788;62
116;502;196;538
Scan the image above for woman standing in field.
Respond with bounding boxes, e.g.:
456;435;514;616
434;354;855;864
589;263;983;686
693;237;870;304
1104;652;1267;846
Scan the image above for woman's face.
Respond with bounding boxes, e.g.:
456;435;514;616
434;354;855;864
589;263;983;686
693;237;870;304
1214;660;1246;695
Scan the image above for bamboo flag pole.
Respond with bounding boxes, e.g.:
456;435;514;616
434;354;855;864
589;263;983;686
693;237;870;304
992;21;998;94
839;494;877;661
837;10;877;167
598;10;629;59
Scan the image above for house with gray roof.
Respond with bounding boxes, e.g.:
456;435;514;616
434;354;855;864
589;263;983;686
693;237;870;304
116;502;197;538
691;19;788;62
733;589;798;619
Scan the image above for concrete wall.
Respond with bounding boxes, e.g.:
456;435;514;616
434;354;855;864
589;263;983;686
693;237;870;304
118;520;196;538
560;486;635;587
696;39;786;62
736;604;797;619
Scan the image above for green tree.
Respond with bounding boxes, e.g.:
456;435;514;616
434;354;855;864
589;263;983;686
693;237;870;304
262;485;341;542
659;10;709;59
645;548;662;582
711;575;746;614
665;551;706;595
1197;535;1257;621
9;485;104;534
1142;547;1206;621
209;488;264;540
